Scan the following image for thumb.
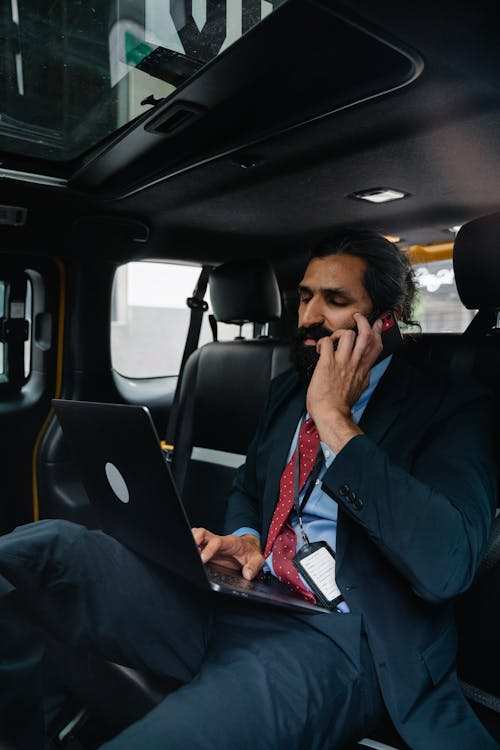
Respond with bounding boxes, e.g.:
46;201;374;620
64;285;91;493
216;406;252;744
242;553;263;580
242;562;257;580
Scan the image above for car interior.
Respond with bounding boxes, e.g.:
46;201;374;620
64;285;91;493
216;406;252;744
1;1;500;748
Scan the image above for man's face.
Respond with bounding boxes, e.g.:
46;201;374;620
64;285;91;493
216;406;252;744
291;253;374;381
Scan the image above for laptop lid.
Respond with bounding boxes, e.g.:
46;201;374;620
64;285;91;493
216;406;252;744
52;399;211;591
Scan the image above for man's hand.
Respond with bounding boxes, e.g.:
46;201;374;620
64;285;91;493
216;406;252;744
306;313;383;453
191;528;264;581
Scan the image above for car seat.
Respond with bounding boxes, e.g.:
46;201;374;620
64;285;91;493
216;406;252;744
171;257;291;533
355;213;500;748
46;257;294;743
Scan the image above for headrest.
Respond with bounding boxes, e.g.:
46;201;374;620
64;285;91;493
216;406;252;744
454;213;500;309
210;259;282;324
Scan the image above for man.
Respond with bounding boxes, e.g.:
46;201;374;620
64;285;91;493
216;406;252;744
0;231;497;750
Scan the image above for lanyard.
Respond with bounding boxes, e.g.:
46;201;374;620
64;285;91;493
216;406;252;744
293;416;323;547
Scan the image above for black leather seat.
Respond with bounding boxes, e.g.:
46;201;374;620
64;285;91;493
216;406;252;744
172;258;291;533
351;214;500;748
449;214;500;741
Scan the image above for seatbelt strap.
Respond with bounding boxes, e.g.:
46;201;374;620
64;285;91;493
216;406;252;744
208;313;218;341
162;264;212;462
463;307;496;336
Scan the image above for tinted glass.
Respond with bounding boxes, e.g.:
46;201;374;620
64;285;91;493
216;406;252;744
413;258;475;333
111;261;252;378
0;0;286;163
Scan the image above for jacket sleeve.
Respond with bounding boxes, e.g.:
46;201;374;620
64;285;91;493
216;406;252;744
323;386;496;604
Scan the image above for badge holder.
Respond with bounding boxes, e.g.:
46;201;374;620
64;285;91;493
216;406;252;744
293;541;343;610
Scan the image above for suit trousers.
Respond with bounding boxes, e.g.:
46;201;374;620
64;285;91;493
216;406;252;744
0;520;384;750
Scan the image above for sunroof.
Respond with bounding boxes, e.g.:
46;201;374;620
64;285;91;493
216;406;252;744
0;0;287;164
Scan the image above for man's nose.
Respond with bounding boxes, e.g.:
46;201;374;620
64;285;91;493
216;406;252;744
300;297;325;327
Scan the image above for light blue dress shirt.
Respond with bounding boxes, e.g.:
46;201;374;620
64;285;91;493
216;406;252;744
233;356;392;608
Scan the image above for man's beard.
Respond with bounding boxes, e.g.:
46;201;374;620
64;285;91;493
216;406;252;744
290;324;333;383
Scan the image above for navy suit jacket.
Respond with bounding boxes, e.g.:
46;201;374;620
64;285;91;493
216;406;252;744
224;354;497;749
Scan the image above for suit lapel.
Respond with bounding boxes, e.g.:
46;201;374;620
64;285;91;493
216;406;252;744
358;355;414;442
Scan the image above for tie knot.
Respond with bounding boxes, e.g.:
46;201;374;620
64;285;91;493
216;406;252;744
299;416;320;450
302;417;318;438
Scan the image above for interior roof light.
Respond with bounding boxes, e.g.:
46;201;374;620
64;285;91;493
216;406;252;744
447;225;462;235
349;188;409;203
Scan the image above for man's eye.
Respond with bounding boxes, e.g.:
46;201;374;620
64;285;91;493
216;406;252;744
327;297;348;307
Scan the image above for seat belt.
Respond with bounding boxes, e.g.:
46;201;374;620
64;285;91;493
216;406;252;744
162;264;212;462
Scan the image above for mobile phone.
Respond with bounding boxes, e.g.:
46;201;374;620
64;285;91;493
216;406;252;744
332;309;403;359
373;309;403;360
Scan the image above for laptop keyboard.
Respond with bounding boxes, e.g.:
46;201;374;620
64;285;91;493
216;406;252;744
208;566;260;591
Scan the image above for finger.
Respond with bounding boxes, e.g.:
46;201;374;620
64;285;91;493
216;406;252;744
332;329;357;360
328;328;350;345
372;317;383;334
352;313;385;363
315;335;336;361
191;527;209;547
242;553;265;580
362;318;383;364
350;313;372;363
200;535;223;563
353;312;371;338
370;317;383;348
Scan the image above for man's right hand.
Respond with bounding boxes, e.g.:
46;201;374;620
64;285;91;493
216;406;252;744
191;528;264;581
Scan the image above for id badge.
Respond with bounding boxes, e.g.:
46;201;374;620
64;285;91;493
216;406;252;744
293;541;343;610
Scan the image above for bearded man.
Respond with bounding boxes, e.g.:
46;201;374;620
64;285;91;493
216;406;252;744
0;231;496;750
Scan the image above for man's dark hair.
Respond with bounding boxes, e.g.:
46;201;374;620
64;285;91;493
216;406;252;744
309;229;419;327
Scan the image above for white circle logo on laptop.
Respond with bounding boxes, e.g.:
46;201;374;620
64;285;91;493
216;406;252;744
105;462;130;504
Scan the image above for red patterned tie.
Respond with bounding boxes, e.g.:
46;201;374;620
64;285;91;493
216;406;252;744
264;417;320;602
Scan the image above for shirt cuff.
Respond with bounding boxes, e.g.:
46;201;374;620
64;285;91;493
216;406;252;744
232;527;261;539
320;441;336;468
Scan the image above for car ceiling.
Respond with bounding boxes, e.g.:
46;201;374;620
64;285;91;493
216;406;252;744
1;0;500;279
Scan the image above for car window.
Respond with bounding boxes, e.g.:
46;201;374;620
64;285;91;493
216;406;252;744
111;252;475;381
412;258;475;333
111;261;253;378
2;0;286;163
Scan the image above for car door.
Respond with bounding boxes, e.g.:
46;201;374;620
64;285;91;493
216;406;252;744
35;256;214;527
0;252;63;534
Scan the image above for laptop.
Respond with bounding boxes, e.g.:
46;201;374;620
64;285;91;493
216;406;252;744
52;399;330;614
